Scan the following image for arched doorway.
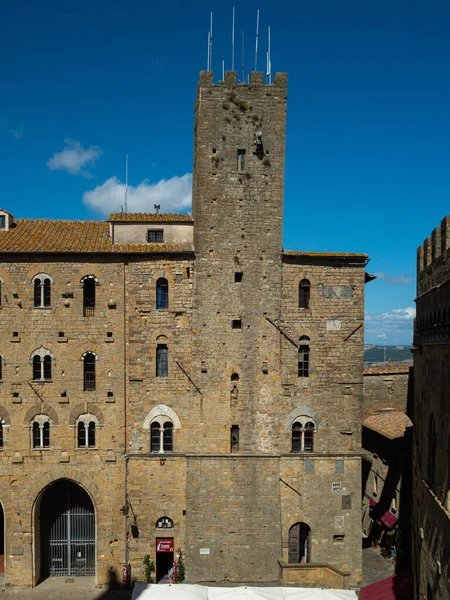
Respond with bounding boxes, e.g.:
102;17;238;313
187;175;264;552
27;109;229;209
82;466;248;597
288;522;311;563
37;480;95;580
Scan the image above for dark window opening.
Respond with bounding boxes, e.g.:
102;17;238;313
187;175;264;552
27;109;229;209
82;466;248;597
12;331;18;337
304;421;315;452
43;421;50;447
163;422;173;452
299;279;310;309
33;421;50;449
232;319;242;329
83;278;96;317
32;422;40;448
88;421;96;447
231;425;239;452
234;272;243;282
289;522;311;564
231;372;239;382
0;216;5;229
237;149;246;171
156;517;174;529
58;331;65;337
151;422;160;452
107;391;114;397
298;339;310;378
186;267;191;278
156;344;168;377
83;353;96;391
0;357;2;381
107;331;113;338
148;230;164;243
33;355;52;381
43;355;52;380
43;278;51;307
156;278;169;309
292;423;302;453
34;278;41;307
78;422;86;448
0;422;3;448
32;356;41;381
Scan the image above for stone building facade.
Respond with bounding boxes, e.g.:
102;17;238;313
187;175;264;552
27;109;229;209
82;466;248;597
0;71;371;589
413;220;450;600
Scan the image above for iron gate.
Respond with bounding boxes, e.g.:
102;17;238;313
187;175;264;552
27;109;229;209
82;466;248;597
41;480;95;577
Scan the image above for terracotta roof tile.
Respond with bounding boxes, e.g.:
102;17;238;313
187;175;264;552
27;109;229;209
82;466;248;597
283;250;368;259
108;213;193;222
364;363;412;375
363;410;413;439
0;219;193;254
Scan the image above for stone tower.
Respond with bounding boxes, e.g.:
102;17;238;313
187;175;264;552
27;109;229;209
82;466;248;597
192;70;288;453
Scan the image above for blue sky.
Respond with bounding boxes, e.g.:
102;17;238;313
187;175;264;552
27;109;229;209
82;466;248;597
1;0;450;345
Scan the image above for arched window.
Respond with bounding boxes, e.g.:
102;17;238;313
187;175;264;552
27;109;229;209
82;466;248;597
231;424;240;452
156;278;169;309
291;418;315;452
31;416;51;449
33;275;52;308
32;349;52;381
156;344;168;377
156;516;174;529
299;279;310;310
76;413;97;448
428;414;437;488
83;352;96;391
82;276;97;317
288;522;311;563
231;373;239;382
298;336;310;378
150;418;174;453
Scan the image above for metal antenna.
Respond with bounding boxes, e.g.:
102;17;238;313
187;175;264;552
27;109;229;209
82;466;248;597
254;9;259;71
125;154;128;214
209;12;213;73
231;6;235;72
207;31;210;70
241;31;245;83
222;59;225;81
266;26;272;84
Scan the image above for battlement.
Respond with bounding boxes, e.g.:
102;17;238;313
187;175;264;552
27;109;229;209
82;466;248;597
417;216;450;295
198;70;288;90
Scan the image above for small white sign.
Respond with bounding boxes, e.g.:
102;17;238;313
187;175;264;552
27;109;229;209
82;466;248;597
327;320;341;331
200;548;210;555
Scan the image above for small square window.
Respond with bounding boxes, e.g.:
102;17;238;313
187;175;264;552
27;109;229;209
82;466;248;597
232;320;242;329
147;230;164;243
12;332;18;337
234;272;243;283
58;331;65;337
107;331;113;338
107;391;114;397
237;149;246;171
0;216;5;230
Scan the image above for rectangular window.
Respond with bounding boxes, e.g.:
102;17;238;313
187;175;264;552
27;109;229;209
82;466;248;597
0;216;5;230
237;149;246;171
148;230;164;243
156;344;168;377
332;481;342;494
234;272;243;282
231;425;239;452
232;319;242;329
298;345;310;377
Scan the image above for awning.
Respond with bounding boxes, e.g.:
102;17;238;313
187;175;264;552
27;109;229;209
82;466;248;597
369;498;377;508
359;570;412;600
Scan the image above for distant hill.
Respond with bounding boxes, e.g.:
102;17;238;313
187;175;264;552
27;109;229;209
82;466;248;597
364;345;413;365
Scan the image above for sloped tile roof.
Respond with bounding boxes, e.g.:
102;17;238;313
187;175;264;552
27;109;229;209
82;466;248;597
0;219;193;254
283;250;368;259
364;363;412;375
108;213;193;222
363;410;413;440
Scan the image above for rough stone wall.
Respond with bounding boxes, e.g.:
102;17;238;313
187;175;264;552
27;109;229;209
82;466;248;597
362;369;410;420
413;217;450;600
0;256;126;588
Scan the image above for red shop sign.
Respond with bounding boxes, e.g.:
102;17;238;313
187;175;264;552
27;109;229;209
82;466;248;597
156;538;174;553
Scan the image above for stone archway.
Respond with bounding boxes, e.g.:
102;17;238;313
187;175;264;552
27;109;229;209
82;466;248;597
35;479;95;582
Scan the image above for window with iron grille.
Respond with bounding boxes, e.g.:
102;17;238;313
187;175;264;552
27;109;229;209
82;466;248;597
298;337;310;377
82;276;96;317
156;278;169;309
156;344;168;377
148;230;164;243
299;279;310;309
83;353;96;391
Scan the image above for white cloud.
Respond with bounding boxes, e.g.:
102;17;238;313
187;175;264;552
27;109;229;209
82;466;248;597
375;272;413;285
47;139;102;177
82;173;192;215
365;306;415;344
